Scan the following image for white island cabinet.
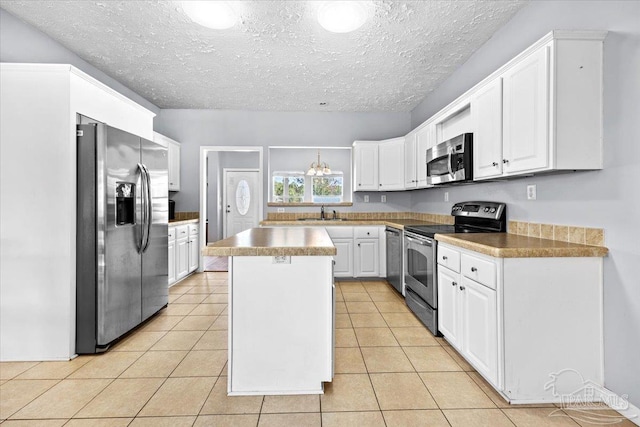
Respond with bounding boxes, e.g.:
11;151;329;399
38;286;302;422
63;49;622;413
204;227;335;395
435;235;607;404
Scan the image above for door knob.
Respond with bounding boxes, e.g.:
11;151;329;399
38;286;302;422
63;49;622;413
503;159;509;164
492;162;498;167
459;285;466;291
452;281;457;287
471;267;477;272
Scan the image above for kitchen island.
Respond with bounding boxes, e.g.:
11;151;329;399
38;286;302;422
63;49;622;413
204;227;336;396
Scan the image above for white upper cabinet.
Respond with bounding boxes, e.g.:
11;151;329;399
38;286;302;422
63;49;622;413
472;78;504;179
154;132;181;191
378;137;405;191
404;132;417;189
471;31;606;180
502;46;550;174
415;123;435;188
353;141;379;191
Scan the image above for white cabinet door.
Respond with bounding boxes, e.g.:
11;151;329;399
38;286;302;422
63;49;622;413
168;140;181;191
461;276;498;385
378;137;405;191
176;238;189;280
404;133;417;189
502;46;550;174
416;124;435;188
437;266;461;348
332;239;354;277
168;239;176;285
354;239;379;277
473;79;504;180
188;236;199;273
353;142;379;191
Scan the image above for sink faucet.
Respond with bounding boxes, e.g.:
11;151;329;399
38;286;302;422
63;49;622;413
320;205;325;220
333;210;338;220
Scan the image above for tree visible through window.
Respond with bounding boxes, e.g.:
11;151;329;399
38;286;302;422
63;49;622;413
272;173;305;203
312;176;343;203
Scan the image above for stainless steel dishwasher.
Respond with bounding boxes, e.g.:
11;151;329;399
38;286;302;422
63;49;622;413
385;227;403;294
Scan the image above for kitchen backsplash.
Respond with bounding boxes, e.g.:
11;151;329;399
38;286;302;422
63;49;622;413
266;211;454;224
508;221;605;246
174;211;199;220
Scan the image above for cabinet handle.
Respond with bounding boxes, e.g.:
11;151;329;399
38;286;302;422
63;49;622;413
358;243;361;247
170;182;174;185
452;281;457;287
442;255;448;260
367;232;370;235
503;159;509;164
358;183;361;186
492;162;498;167
471;267;477;272
379;183;382;186
459;285;466;291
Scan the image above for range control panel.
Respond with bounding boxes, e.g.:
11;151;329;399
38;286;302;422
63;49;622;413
451;201;506;220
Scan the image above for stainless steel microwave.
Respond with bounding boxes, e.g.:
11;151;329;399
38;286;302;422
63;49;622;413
426;133;473;185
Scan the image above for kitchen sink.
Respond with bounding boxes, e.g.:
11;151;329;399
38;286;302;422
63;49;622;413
296;218;346;221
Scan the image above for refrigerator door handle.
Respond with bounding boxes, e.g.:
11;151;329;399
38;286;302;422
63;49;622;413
142;163;152;252
137;163;148;253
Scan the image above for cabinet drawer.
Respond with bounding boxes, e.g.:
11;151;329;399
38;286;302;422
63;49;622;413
354;227;379;239
168;227;176;240
189;224;199;236
176;225;189;240
438;245;460;272
326;226;353;239
461;254;496;290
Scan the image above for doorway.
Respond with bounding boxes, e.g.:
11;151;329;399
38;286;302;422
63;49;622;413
222;169;260;238
199;146;263;272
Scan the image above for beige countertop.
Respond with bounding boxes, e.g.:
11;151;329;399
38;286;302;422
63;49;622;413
260;219;442;229
203;227;336;257
169;219;199;226
435;233;609;258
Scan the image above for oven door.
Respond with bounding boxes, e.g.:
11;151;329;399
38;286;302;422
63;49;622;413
404;232;436;308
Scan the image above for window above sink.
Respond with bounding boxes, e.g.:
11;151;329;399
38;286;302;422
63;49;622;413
268;146;353;206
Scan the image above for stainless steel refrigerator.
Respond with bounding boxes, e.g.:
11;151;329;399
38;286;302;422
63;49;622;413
76;123;168;353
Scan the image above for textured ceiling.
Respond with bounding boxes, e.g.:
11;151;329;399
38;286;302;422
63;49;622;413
0;1;527;112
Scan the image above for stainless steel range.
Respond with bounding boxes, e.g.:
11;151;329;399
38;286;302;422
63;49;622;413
403;201;506;335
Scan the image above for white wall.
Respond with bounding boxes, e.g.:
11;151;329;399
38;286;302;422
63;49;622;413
410;0;640;408
154;109;412;215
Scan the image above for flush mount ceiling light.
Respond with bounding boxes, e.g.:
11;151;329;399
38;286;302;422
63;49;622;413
181;1;237;30
307;151;332;176
317;1;369;33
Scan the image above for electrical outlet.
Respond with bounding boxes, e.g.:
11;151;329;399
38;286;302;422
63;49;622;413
364;195;370;203
272;256;290;264
444;192;449;202
527;184;537;200
277;208;285;213
381;195;387;203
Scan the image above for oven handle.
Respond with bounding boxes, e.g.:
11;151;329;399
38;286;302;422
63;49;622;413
405;235;432;246
447;146;454;177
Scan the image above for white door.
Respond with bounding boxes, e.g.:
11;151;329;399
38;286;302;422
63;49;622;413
353;143;379;191
502;46;550;174
332;239;354;277
437;267;460;348
355;239;379;277
461;276;498;384
224;169;260;238
378;137;405;191
473;78;504;180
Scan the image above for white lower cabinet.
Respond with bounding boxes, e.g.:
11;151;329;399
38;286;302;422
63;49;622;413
354;238;379;277
437;241;604;404
188;224;199;273
168;228;176;284
461;276;497;384
332;239;354;277
169;223;198;286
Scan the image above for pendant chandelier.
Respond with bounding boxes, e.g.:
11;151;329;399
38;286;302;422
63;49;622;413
306;150;332;176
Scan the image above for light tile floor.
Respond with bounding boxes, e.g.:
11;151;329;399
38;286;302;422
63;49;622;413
0;273;633;426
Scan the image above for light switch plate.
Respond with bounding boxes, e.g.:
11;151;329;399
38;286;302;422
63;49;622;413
444;192;449;202
527;184;537;200
381;195;387;203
